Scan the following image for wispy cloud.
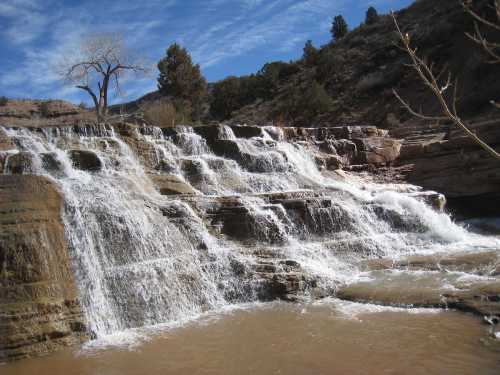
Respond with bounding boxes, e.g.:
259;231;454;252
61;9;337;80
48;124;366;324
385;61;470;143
189;0;349;67
0;0;412;102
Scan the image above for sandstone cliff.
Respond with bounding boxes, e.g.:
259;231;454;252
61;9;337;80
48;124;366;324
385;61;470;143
0;175;88;361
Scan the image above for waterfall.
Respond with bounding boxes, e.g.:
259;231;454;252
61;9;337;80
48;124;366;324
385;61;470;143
2;123;497;339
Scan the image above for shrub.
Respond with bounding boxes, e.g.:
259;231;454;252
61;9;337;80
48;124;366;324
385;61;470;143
143;100;177;127
365;7;379;25
275;80;333;125
0;96;8;106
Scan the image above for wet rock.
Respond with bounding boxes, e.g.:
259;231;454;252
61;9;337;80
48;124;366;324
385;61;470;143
0;127;15;151
362;250;500;276
0;175;88;361
148;173;198;195
315;154;343;171
41;152;64;175
408;191;447;212
4;152;36;174
442;282;500;316
229;125;264;139
339;251;500;317
209;139;242;162
337;273;446;308
371;204;427;233
68;150;102;172
257;272;314;302
329;139;357;160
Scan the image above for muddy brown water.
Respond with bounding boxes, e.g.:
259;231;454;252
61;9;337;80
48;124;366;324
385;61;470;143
2;300;499;375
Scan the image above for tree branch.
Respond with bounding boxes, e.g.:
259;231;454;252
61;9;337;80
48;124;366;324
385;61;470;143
391;12;500;161
76;85;99;110
463;0;500;32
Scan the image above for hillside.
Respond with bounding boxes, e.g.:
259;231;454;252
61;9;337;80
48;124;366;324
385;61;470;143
229;0;499;127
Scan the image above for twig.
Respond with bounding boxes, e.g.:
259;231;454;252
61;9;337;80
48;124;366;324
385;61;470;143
391;12;500;161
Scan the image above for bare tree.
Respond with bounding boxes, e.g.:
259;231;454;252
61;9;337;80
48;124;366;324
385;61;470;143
60;33;147;121
391;6;500;161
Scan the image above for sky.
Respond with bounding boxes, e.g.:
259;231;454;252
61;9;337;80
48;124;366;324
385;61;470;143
0;0;414;105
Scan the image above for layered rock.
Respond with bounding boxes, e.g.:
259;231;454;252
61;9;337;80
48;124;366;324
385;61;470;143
0;175;88;361
393;120;500;215
338;250;500;315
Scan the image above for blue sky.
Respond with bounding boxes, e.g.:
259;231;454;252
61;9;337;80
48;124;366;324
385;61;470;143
0;0;413;104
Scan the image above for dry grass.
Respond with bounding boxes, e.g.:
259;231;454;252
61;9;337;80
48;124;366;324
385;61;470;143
142;100;177;127
0;99;95;128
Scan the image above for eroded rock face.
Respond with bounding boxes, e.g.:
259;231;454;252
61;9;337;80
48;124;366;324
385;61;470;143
0;175;88;361
3;152;37;174
68;150;102;171
393;121;500;215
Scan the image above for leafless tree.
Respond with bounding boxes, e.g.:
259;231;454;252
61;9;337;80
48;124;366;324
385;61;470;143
391;3;500;161
60;33;147;121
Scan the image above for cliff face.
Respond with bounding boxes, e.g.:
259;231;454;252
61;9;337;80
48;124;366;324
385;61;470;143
0;175;88;361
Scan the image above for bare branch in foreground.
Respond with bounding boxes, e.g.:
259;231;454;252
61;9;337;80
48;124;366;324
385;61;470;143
391;12;500;161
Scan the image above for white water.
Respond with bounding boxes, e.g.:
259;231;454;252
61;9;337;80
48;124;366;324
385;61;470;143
1;123;498;340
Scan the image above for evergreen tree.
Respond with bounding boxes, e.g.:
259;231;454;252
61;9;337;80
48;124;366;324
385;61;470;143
365;6;378;25
331;15;348;41
157;43;207;120
303;40;318;66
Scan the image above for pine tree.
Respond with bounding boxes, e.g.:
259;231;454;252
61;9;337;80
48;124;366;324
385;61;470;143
365;6;378;25
331;15;348;41
303;40;318;66
157;43;207;120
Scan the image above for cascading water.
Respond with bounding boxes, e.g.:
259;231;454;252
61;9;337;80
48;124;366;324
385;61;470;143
1;123;498;340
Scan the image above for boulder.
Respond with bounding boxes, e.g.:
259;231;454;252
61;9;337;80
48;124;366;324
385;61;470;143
68;150;102;171
353;137;402;165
